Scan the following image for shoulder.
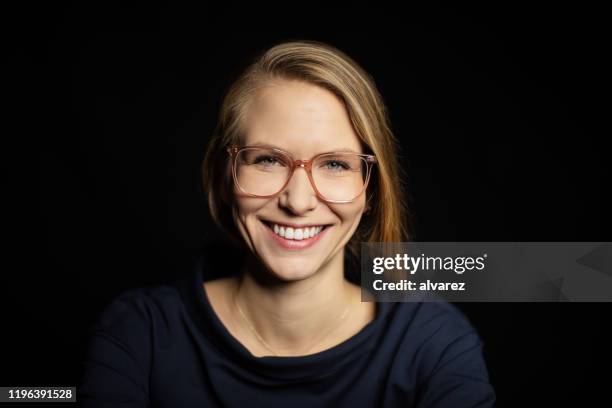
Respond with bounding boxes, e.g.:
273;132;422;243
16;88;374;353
85;283;185;360
389;301;488;380
392;300;477;336
90;285;181;331
389;301;496;406
387;301;478;345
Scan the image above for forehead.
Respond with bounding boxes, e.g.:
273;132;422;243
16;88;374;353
240;79;363;155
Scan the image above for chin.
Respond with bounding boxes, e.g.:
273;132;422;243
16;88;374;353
259;253;322;282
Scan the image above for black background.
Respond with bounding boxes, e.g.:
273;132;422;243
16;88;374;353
3;1;610;407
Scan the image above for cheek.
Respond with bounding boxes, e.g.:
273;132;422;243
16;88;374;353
332;199;366;228
232;186;256;215
347;209;365;231
231;198;265;251
233;198;250;219
232;194;269;226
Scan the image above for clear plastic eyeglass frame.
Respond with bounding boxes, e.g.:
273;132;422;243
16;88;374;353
226;144;377;204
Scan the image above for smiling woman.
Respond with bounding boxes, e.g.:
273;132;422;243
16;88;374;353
78;40;496;407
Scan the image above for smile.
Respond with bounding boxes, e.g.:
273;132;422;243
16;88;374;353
272;223;325;240
260;220;331;250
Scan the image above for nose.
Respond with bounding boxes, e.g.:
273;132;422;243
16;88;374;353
279;165;318;214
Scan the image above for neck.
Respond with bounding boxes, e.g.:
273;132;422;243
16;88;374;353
232;250;355;355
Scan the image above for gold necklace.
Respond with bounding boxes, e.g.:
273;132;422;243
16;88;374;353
233;285;352;357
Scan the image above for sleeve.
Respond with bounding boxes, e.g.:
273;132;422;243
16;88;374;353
77;290;153;408
414;312;496;408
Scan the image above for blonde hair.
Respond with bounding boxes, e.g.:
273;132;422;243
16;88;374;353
202;40;411;277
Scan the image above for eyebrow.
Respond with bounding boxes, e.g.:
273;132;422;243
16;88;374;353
249;142;360;154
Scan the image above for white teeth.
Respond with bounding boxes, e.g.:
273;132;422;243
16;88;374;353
269;223;325;240
285;227;294;239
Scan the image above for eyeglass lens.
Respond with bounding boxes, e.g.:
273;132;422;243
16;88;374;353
234;148;369;202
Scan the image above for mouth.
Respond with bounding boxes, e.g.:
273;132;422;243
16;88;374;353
259;219;332;250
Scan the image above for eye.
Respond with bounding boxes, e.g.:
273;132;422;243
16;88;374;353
254;155;284;166
323;160;350;171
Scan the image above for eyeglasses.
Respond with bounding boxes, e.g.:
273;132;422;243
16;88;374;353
226;144;377;203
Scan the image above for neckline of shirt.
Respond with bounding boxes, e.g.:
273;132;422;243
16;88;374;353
185;250;393;381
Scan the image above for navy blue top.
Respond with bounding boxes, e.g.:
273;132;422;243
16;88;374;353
78;252;496;407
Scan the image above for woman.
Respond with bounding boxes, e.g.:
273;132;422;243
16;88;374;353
78;40;496;407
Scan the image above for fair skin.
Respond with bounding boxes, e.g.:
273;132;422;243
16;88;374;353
204;78;376;357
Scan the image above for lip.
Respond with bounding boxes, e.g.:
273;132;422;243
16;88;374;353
260;219;330;250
